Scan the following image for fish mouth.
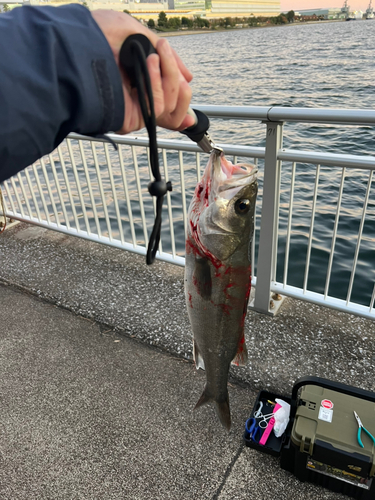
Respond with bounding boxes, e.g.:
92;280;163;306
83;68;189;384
213;152;258;200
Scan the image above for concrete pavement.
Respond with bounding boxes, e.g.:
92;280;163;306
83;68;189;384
1;222;374;499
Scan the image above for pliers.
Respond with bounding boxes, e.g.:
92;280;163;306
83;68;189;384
354;411;375;448
245;418;263;444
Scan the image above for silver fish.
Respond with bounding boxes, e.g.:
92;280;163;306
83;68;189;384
185;151;258;430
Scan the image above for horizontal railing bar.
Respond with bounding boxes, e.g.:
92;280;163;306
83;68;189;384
194;105;375;126
271;282;375;320
68;133;266;159
69;134;375;170
278;149;375;170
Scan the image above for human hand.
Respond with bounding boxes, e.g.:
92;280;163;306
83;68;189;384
91;10;195;134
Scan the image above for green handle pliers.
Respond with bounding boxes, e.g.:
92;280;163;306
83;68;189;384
354;411;375;448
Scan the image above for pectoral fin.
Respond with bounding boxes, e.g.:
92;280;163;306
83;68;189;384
193;257;212;300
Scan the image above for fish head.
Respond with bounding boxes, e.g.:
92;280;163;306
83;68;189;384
188;152;258;263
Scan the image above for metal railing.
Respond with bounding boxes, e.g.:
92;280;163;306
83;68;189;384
1;105;375;319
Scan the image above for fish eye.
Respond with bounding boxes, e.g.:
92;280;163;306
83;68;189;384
235;199;251;215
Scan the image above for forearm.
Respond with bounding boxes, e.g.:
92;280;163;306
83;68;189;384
0;5;124;183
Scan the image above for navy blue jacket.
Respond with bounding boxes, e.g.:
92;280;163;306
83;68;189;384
0;5;124;183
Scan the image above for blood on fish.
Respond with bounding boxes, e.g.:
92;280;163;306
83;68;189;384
223;282;235;300
211;300;233;315
187;226;223;272
188;292;193;308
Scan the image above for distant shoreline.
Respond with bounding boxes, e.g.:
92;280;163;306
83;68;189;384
157;19;346;37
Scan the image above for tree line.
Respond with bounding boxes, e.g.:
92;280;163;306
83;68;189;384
145;10;295;30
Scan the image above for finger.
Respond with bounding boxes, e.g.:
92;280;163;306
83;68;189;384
146;53;165;119
171;47;193;83
156;39;180;114
117;85;144;134
157;78;193;131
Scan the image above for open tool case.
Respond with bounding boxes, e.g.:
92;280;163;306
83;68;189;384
244;376;375;499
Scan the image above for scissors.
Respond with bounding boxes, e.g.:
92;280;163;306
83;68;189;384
245;418;263;444
354;411;375;448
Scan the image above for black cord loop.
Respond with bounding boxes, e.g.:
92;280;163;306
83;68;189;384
127;39;172;265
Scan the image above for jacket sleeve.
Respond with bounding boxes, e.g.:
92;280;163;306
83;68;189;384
0;5;124;183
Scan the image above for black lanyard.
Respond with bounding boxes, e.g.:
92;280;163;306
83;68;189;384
120;34;213;264
120;34;171;265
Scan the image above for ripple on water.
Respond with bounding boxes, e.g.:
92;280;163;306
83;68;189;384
51;22;375;306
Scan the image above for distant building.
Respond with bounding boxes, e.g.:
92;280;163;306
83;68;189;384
128;0;169;10
296;8;343;19
174;0;205;10
210;0;280;16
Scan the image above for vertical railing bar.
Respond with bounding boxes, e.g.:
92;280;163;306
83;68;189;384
253;121;283;314
196;152;201;182
32;162;50;223
303;164;320;293
49;153;71;230
91;142;111;240
104;142;125;244
179;150;188;239
324;167;346;299
0;185;7;223
251;158;258;276
283;162;296;287
369;283;375;312
16;172;32;218
10;177;25;217
3;179;17;215
346;169;374;304
40;157;60;226
67;139;91;234
79;140;100;236
271;149;282;283
24;169;42;220
233;155;237;164
146;146;162;252
58;144;81;231
118;145;136;246
132;146;148;246
162;149;176;258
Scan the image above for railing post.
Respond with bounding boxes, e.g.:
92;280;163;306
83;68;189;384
253;121;284;314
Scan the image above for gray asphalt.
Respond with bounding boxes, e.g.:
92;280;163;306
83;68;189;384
1;222;374;499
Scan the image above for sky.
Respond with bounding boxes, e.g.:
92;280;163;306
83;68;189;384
280;0;371;12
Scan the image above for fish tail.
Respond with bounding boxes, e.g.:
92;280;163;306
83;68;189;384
214;398;231;432
194;387;231;431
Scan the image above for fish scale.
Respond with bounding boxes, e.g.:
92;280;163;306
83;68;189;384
185;151;258;430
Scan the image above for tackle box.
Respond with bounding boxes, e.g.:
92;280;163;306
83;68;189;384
244;376;375;499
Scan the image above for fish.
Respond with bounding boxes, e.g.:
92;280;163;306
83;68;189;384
185;150;258;431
